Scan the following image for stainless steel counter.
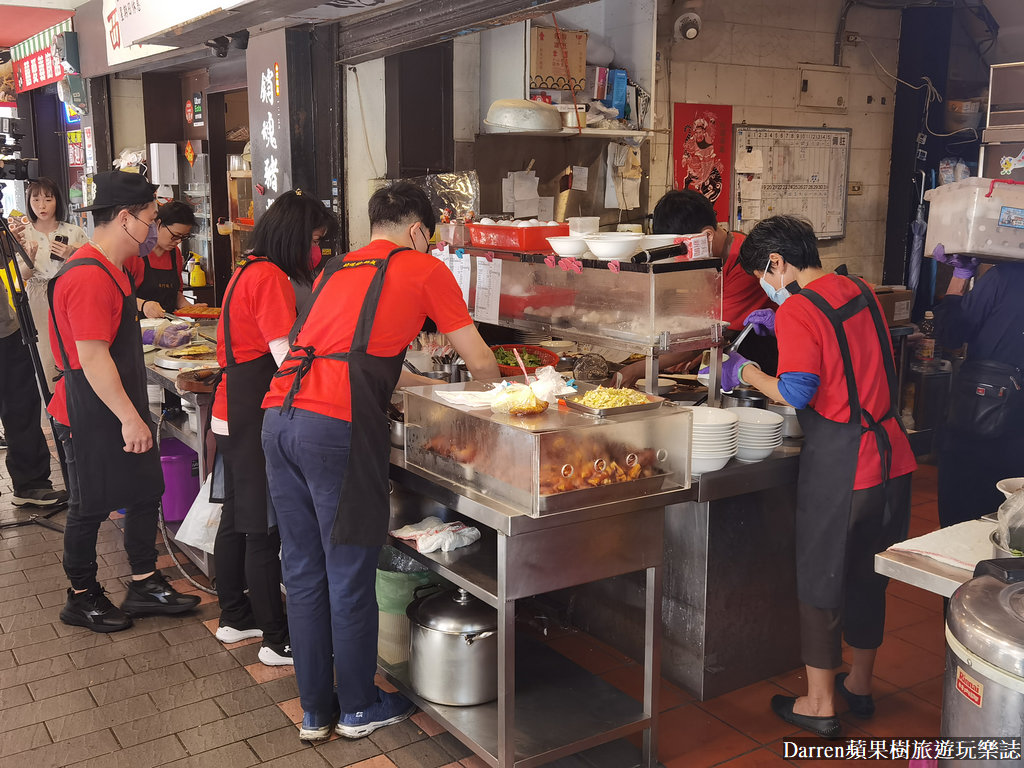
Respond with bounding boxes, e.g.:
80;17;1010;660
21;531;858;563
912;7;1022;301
387;452;677;768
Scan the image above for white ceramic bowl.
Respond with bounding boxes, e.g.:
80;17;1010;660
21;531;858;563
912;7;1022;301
692;443;738;452
692;447;738;457
538;339;575;355
735;444;778;462
546;236;589;257
727;408;785;426
690;406;739;426
583;233;644;260
996;477;1024;499
691;454;732;475
641;234;682;250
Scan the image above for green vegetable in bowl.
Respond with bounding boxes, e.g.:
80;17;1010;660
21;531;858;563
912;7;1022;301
494;347;542;367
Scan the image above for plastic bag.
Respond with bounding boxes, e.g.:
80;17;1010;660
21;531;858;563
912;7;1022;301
996;490;1024;555
173;474;222;554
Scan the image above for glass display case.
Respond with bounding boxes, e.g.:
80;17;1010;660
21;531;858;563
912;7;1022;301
403;381;692;517
227;170;253;264
178;148;213;298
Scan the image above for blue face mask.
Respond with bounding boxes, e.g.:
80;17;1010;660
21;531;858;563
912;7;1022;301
759;256;791;305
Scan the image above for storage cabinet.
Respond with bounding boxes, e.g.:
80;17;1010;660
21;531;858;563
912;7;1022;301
227;170;254;265
479;0;657;138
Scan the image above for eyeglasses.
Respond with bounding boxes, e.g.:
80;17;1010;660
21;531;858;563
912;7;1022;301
129;211;157;229
163;224;190;243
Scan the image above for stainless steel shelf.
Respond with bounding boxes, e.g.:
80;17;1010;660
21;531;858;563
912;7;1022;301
380;638;650;768
388;533;499;608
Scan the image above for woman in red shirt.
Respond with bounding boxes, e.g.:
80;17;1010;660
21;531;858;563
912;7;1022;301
726;216;915;738
210;190;336;667
129;201;200;317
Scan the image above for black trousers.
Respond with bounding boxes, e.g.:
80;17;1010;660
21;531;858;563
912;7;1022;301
212;433;287;645
937;428;1024;528
799;473;912;670
0;330;53;495
56;421;158;590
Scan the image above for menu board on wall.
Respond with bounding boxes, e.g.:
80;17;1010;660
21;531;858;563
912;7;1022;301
731;125;851;240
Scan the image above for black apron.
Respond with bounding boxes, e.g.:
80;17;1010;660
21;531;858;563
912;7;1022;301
793;275;903;609
48;258;164;515
138;250;180;312
273;248;408;547
220;257;281;533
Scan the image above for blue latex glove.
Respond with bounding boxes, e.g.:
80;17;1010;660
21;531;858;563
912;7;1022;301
700;352;760;392
933;244;979;280
743;308;776;336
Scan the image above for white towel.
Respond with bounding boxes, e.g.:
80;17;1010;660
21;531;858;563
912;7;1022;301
888;518;997;571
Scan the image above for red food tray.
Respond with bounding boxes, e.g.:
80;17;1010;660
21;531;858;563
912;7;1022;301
466;223;569;252
490;344;561;376
498;287;576;318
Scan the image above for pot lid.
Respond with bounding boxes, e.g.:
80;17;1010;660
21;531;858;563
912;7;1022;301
948;564;1024;677
407;588;497;634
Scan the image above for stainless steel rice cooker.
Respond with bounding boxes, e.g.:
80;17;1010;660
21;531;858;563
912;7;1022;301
941;559;1024;767
407;587;498;706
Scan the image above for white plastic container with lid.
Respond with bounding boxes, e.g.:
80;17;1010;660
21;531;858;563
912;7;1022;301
924;177;1024;262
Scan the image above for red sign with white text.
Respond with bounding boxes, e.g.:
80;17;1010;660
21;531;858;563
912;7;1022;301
14;50;63;93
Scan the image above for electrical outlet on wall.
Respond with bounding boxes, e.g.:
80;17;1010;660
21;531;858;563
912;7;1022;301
845;32;861;44
848;181;864;195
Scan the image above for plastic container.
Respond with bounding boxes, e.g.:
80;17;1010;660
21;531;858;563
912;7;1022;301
466;223;568;252
159;438;200;523
376;547;441;665
924;178;1024;262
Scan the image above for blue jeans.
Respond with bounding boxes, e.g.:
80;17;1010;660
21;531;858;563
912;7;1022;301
262;407;380;719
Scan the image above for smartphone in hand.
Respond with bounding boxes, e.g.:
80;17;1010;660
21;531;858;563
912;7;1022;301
50;234;70;262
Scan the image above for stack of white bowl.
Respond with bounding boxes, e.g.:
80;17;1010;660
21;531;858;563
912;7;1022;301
690;406;738;476
727;408;784;462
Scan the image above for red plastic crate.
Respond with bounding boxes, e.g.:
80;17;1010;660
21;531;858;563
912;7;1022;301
466;223;569;252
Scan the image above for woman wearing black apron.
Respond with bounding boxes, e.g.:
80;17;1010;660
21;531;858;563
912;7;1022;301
210;191;336;666
260;183;498;743
131;201;203;317
724;216;916;737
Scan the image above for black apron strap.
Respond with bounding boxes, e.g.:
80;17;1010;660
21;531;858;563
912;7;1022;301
48;257;130;371
221;257;270;368
799;286;867;423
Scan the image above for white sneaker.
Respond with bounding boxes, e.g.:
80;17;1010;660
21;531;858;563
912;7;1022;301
215;622;264;644
258;642;294;666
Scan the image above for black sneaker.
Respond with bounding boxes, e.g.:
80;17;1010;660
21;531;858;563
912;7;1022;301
258;641;294;666
12;487;68;507
120;571;201;616
59;585;133;633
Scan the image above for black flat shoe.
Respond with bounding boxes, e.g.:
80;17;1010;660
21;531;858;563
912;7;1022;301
120;571;201;616
770;694;841;739
835;672;875;718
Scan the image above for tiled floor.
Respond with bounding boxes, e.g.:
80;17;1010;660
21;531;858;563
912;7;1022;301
0;438;945;767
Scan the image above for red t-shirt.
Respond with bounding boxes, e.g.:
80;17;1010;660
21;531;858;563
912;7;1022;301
124;247;184;293
721;232;771;329
48;245;135;427
776;273;916;489
212;259;297;422
262;240;474;421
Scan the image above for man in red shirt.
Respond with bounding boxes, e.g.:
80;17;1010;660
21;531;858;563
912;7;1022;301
262;183;499;743
618;189;775;387
49;172;199;633
725;216;915;737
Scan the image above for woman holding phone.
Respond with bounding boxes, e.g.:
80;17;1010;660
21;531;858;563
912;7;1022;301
13;177;88;385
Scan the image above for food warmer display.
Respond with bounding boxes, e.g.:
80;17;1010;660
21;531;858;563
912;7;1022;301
403;381;693;517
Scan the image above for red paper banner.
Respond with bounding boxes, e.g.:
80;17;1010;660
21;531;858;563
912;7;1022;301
673;103;733;224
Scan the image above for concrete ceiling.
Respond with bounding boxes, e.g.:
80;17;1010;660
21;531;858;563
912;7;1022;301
983;0;1024;64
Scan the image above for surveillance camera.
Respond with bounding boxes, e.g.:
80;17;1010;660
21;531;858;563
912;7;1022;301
674;12;702;41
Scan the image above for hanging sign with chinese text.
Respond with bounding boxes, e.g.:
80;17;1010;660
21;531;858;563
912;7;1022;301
246;29;292;220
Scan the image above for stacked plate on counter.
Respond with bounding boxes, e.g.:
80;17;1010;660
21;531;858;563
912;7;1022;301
690;406;738;476
726;408;784;462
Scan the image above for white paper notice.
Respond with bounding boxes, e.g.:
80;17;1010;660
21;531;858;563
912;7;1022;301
512;171;538;200
739;177;763;200
449;253;472;307
741;200;762;220
735;148;764;174
501;176;514;213
537;196;554;222
571;165;589;191
513;197;540;218
473;256;502;325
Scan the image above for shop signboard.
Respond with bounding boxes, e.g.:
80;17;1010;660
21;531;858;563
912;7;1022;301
113;0;250;48
102;0;175;67
11;22;75;94
246;29;292;219
67;130;85;167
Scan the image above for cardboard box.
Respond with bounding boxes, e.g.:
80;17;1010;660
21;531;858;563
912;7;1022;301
530;26;587;92
601;69;628;118
873;288;913;326
585;65;608;100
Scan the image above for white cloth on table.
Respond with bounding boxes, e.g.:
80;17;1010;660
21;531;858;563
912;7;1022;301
888;518;997;571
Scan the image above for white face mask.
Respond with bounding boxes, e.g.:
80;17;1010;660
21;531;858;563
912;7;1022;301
759;256;791;305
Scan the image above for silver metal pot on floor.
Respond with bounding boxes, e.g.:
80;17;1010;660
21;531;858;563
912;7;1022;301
407;587;498;706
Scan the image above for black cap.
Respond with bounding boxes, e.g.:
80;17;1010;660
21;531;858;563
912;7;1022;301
77;171;157;212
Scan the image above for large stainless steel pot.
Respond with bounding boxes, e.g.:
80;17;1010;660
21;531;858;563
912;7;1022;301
721;387;767;409
407;587;498;706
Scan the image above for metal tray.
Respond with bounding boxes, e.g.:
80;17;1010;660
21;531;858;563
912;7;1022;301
153;349;218;370
562;392;664;417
